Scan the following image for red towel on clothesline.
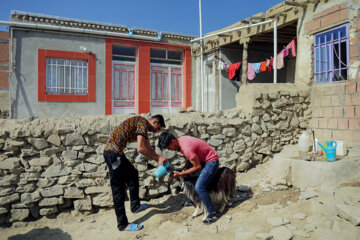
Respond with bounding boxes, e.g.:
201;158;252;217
228;62;242;80
259;61;267;72
268;58;273;73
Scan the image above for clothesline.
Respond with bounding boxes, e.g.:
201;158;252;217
219;38;296;81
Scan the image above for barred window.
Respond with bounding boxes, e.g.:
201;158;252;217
46;58;88;95
314;23;349;83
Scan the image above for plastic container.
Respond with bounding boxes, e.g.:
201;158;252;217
325;141;337;161
318;141;337;162
336;141;347;157
298;132;310;152
154;162;172;178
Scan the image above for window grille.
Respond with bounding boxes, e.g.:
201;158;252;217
46;58;88;95
314;23;349;83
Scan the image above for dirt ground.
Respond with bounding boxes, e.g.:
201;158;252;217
1;160;359;240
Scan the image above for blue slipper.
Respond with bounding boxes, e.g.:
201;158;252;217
122;223;143;231
134;203;149;213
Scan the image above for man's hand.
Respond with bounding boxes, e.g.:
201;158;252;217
137;135;168;165
172;171;183;178
158;155;168;165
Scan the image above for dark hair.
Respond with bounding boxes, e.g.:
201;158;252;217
158;132;176;150
151;114;166;128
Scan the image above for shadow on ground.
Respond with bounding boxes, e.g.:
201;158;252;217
134;187;253;225
8;227;72;240
216;189;254;218
134;193;188;224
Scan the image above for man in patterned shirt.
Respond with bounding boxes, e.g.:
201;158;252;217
103;114;167;232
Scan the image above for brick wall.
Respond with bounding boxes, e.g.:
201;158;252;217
310;82;360;146
307;3;360;147
0;31;9;89
305;3;349;32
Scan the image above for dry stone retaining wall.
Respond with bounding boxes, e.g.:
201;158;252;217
0;89;310;224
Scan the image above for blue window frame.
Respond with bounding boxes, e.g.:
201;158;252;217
314;23;349;83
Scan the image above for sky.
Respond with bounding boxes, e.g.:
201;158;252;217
0;0;284;36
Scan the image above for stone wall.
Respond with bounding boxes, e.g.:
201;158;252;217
0;88;310;225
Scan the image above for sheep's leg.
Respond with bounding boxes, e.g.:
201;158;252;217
192;206;199;218
202;207;208;221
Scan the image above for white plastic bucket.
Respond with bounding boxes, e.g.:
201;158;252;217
336;141;347;156
298;132;310;152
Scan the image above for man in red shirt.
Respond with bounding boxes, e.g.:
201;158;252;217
104;114;167;232
158;132;219;224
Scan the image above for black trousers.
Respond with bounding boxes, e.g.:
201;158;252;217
103;150;140;230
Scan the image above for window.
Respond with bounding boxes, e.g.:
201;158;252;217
46;58;88;95
112;45;136;62
113;64;135;107
38;49;95;102
151;66;168;106
314;23;349;83
171;68;182;107
150;48;183;65
150;66;183;108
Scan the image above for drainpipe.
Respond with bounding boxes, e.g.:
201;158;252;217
10;28;13;72
129;29;134;37
129;28;162;41
273;19;277;84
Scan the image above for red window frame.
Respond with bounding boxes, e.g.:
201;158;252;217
113;63;136;107
38;49;95;102
170;67;182;107
105;38;192;115
151;66;169;107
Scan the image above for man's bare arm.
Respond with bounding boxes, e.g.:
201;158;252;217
174;155;202;177
137;135;167;164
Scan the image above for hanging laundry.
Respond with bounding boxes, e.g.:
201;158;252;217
282;48;289;58
247;63;256;80
285;39;296;57
266;59;270;68
277;51;284;69
219;61;225;70
219;60;230;72
253;62;261;73
268;58;273;73
260;61;267;72
228;62;242;81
